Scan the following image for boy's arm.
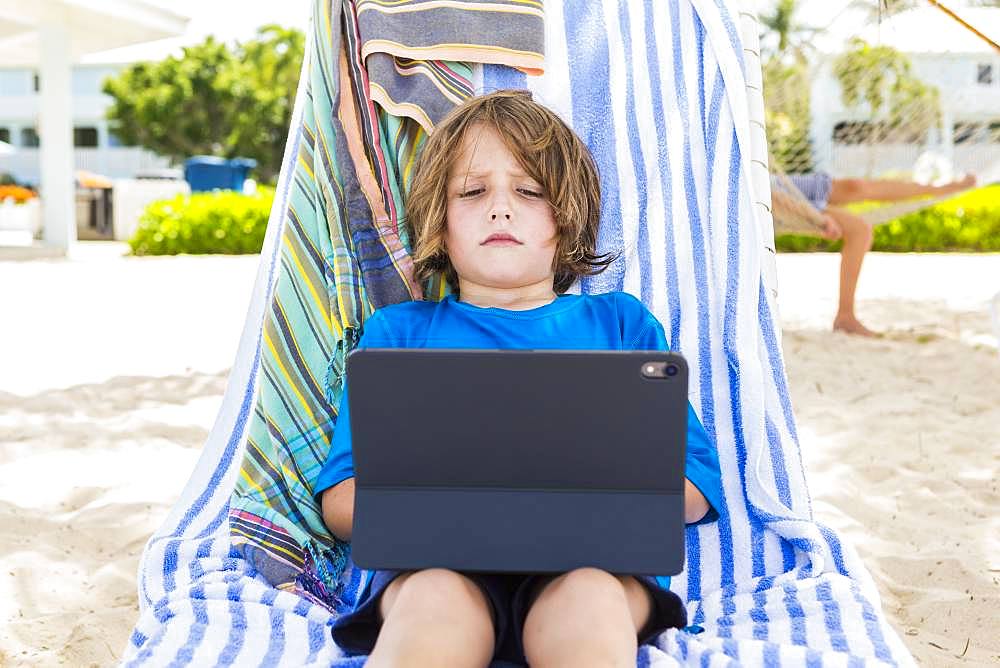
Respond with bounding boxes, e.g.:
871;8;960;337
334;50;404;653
685;479;710;524
313;383;356;536
683;402;724;526
621;296;724;526
321;478;355;541
312;309;396;541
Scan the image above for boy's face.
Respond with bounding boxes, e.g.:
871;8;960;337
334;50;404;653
445;124;558;294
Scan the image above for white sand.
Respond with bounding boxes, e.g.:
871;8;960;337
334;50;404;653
0;244;997;665
776;253;1000;666
0;244;258;667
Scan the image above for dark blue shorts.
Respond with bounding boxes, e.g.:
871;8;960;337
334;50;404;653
331;570;687;665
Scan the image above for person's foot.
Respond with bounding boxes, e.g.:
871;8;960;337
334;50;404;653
833;315;881;337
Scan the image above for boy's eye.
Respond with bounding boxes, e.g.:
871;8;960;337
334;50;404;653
518;187;544;198
457;187;485;198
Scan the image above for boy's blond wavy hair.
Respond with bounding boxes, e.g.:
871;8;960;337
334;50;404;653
405;90;614;294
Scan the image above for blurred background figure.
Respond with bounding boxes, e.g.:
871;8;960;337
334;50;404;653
771;171;977;336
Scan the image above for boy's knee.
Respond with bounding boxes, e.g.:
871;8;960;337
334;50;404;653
542;567;626;606
374;570;496;667
390;569;492;621
524;569;639;663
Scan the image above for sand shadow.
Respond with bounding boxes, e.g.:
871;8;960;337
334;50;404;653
0;370;230;452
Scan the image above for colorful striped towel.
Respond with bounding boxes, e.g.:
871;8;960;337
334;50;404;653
356;0;544;130
124;0;915;665
225;0;545;616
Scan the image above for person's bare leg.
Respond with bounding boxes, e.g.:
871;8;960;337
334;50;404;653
368;569;495;668
828;174;976;206
522;568;652;668
826;207;878;337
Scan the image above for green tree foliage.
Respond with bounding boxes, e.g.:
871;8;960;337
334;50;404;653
832;38;940;143
760;0;818;58
103;26;304;183
760;0;816;173
763;57;814;173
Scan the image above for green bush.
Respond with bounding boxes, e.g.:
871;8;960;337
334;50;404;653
129;188;274;255
775;185;1000;252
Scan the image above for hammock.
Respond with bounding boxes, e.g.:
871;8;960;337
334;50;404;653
768;164;997;236
124;0;914;665
761;2;1000;238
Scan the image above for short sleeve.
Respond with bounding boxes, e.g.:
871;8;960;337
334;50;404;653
629;313;670;352
616;292;669;351
311;310;396;499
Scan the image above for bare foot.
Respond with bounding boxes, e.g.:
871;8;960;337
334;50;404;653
833;316;881;337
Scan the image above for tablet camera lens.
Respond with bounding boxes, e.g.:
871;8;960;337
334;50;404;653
666;364;679;377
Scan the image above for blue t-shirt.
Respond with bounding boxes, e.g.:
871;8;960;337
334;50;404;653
313;291;723;527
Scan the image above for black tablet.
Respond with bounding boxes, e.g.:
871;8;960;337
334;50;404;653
348;349;688;576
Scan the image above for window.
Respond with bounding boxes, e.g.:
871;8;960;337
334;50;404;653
0;128;9;144
73;67;116;96
833;121;876;145
73;126;99;148
954;122;978;144
832;121;924;145
20;127;39;147
0;70;32;96
977;63;993;85
953;121;1000;144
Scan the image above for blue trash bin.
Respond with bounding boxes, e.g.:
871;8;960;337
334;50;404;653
183;156;257;192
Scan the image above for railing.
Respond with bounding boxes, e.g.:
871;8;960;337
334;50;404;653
0;147;172;185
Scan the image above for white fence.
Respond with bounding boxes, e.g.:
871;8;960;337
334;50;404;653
0;147;172;186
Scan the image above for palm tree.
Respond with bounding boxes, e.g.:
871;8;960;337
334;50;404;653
759;0;826;61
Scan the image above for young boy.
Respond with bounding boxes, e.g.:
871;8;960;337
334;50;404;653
313;91;723;667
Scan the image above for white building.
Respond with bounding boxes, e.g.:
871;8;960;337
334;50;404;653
0;64;172;187
809;6;1000;179
0;1;187;251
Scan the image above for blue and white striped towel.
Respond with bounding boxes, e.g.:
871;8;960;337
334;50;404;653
123;0;914;664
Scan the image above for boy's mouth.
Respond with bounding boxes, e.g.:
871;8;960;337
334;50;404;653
482;233;522;246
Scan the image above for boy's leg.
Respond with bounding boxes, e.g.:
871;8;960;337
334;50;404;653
827;174;975;206
826;206;878;337
521;568;651;668
368;569;495;668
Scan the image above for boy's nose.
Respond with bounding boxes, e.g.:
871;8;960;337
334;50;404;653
488;190;513;221
489;198;512;221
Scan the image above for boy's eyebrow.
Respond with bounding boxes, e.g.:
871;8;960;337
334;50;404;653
451;169;534;181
